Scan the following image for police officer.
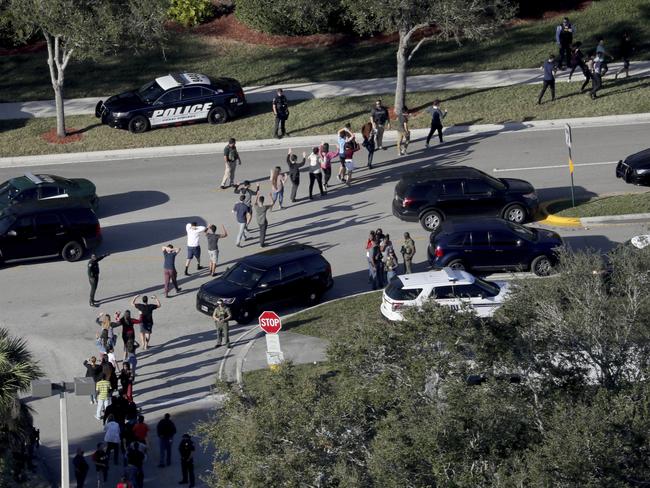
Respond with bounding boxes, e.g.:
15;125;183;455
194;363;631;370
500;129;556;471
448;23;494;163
400;232;416;274
272;88;289;139
178;433;195;487
88;252;110;307
212;299;232;349
555;17;575;69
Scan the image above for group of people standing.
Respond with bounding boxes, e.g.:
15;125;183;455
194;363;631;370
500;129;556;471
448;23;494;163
366;229;417;290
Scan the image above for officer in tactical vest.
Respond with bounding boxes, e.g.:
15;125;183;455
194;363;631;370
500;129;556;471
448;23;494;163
88;252;110;307
272;88;289;139
400;232;416;274
555;17;575;69
212;299;232;349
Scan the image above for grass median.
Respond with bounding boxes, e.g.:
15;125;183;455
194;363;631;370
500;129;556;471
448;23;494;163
1;0;649;102
550;191;650;217
2;76;650;158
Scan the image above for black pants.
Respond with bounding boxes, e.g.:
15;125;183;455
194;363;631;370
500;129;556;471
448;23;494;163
580;70;592;91
259;222;268;246
274;116;286;137
366;146;375;166
323;167;332;187
426;123;443;144
372;262;385;289
289;179;299;202
309;172;324;198
106;442;120;465
591;73;602;98
559;44;571;67
537;79;555;103
180;458;195;486
89;275;98;303
75;471;87;488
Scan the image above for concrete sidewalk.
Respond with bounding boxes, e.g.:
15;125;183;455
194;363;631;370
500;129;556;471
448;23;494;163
2;61;650;120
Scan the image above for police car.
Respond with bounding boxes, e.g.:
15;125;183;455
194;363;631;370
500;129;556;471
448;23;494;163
95;73;247;133
380;268;509;321
0;173;99;212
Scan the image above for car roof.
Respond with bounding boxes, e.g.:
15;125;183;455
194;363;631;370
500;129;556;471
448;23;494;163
400;166;482;184
0;197;94;216
624;148;650;167
241;244;323;268
155;73;211;91
7;173;63;189
438;217;511;233
398;268;475;288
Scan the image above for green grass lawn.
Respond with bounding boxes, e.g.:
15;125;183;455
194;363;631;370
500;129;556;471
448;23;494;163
1;0;649;102
2;76;649;157
550;191;650;217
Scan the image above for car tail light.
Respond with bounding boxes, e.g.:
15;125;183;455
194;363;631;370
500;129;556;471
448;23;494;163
95;223;101;237
392;302;403;311
434;246;444;258
238;89;245;101
402;197;413;207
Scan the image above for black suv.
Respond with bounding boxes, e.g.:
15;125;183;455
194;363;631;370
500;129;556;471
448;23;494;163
392;166;539;231
196;244;333;323
0;199;101;264
427;218;563;276
615;148;650;186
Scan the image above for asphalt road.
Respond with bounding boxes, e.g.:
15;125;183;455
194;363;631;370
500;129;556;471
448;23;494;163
2;121;649;487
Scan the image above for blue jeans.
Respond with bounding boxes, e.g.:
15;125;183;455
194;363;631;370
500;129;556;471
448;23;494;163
272;188;284;207
159;436;173;466
236;222;247;245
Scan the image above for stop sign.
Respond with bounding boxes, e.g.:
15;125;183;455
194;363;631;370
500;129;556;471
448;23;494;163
259;311;282;334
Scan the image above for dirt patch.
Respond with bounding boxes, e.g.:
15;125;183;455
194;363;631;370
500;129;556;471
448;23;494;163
41;128;84;144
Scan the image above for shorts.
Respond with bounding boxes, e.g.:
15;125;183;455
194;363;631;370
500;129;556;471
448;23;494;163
345;159;356;172
139;323;153;334
187;246;201;259
208;249;219;264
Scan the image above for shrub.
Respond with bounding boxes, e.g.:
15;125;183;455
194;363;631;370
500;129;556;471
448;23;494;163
234;0;342;36
168;0;215;27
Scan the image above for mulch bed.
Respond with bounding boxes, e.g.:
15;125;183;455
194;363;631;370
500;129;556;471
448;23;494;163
41;128;84;144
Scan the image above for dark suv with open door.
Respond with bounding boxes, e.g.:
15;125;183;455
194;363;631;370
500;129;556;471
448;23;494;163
196;244;333;323
392;166;539;232
0;199;101;264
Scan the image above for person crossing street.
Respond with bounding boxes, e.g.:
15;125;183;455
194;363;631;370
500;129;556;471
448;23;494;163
221;138;241;189
212;299;232;349
162;244;182;298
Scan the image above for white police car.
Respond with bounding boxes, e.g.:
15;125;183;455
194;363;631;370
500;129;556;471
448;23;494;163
95;72;247;133
380;268;509;321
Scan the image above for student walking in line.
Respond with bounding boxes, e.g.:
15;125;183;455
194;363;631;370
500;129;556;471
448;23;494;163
342;139;360;186
319;142;338;190
233;195;249;247
104;414;122;465
157;413;177;467
579;53;594;92
92;442;109;487
131;294;161;351
615;31;634;79
337;125;354;182
220;138;241;189
307;147;325;199
254;193;274;247
161;244;182;297
95;375;112;420
400;232;416;274
370;99;390;149
555;17;575;69
360;121;376;169
365;230;376;284
537;54;557;104
270;166;288;209
396;108;410;156
95;313;118;355
369;238;384;290
84;356;102;404
272;88;290;138
178;434;196;487
119;362;134;402
591;52;605;99
73;448;89;488
118;310;139;361
233;180;259;230
88;252;110;307
596;37;611;76
286;148;306;202
385;248;399;283
212;299;232;349
207;224;228;276
567;42;585;81
425;99;447;147
184;222;206;275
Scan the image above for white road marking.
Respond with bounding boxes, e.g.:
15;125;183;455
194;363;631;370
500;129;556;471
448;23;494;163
493;161;618;172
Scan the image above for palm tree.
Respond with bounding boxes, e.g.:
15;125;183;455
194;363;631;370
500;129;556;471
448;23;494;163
0;328;42;454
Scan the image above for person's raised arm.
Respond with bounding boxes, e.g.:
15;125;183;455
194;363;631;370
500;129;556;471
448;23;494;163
131;295;138;307
219;225;228;238
152;295;161;307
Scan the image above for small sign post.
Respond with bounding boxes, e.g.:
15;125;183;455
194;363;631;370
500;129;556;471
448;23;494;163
565;123;576;207
259;311;283;369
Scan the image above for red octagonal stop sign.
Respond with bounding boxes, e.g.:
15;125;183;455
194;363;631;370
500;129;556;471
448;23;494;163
259;310;282;334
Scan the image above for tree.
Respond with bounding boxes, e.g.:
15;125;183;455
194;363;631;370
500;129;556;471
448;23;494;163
7;0;168;137
342;0;514;118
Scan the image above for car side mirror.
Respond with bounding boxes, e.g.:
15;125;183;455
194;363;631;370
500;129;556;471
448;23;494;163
7;230;17;236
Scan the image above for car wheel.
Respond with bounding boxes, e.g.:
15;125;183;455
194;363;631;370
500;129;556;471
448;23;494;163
305;289;322;306
237;306;256;325
531;255;552;276
208;106;228;125
420;210;443;232
447;259;465;271
62;241;84;262
503;204;527;224
128;115;149;134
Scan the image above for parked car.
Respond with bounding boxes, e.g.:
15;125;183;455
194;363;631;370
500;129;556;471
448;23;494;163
0;199;101;264
196;244;333;323
392;166;539;232
427;218;563;276
615;148;650;186
380;268;509;321
0;172;98;211
95;72;247;133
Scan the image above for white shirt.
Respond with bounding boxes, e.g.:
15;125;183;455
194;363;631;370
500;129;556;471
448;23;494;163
186;224;206;247
308;153;321;174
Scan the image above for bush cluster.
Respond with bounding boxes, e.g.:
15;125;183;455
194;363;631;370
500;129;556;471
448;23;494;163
168;0;216;27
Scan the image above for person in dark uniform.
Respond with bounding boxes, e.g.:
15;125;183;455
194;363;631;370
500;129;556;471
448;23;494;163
211;299;232;349
370;99;390;149
178;433;196;487
272;88;289;138
555;17;575;69
88;253;109;307
615;31;634;79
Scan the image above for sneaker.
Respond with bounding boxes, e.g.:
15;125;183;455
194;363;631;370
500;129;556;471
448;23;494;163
184;270;190;276
176;287;182;292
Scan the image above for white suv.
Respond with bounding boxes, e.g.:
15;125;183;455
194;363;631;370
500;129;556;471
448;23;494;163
380;268;509;321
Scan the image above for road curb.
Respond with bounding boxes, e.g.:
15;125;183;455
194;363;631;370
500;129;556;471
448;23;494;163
538;198;650;228
2;113;650;168
537;200;583;227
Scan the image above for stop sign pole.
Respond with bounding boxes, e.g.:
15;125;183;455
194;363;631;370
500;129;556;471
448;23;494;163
565;123;576;207
259;311;284;368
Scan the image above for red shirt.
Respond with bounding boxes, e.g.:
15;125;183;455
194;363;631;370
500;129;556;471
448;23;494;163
132;423;149;442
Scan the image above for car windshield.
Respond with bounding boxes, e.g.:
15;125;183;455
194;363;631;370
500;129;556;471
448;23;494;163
136;81;165;103
0;182;20;203
506;221;537;241
385;280;422;301
474;277;501;297
224;263;264;288
0;215;14;234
